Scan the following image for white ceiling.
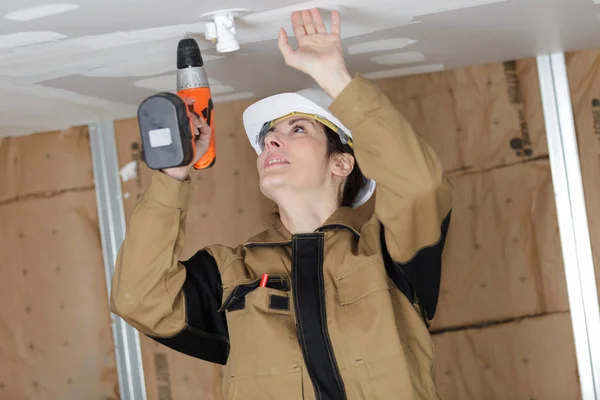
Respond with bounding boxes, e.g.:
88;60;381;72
1;0;600;137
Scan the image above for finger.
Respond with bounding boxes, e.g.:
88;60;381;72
191;112;208;131
310;8;327;33
301;9;316;34
277;28;294;62
191;114;202;130
197;120;212;143
331;10;341;36
291;11;307;37
189;115;202;137
182;97;195;105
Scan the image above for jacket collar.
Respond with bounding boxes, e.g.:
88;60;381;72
244;207;367;246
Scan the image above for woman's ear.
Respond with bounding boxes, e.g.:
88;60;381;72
331;153;355;178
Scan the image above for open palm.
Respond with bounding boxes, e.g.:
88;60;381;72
278;9;346;79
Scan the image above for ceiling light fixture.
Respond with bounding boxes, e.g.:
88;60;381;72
200;9;252;53
4;4;79;21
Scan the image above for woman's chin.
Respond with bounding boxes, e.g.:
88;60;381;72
260;175;288;193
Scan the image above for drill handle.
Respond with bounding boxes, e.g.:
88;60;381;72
191;98;216;170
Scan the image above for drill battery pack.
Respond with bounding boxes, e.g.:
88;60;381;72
137;92;196;170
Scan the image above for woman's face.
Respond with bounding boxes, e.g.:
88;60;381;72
256;115;333;201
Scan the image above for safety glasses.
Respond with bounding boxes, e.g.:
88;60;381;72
257;112;354;151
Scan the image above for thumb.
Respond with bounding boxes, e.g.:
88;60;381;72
277;27;295;64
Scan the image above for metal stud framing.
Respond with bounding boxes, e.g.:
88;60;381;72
88;120;147;400
537;52;600;400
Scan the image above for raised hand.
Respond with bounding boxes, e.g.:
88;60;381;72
278;8;352;98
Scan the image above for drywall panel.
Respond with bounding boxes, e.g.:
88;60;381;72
433;160;569;329
0;190;118;400
433;312;580;400
0;81;138;138
0;31;68;49
372;58;547;173
565;48;600;299
0;126;93;204
4;4;80;21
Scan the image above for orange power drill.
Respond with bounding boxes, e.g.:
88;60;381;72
137;37;215;170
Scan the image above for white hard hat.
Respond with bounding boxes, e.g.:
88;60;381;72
242;87;376;208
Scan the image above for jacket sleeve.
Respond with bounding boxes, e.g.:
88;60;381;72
329;74;453;326
109;169;229;365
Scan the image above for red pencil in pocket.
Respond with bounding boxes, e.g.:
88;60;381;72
260;273;269;288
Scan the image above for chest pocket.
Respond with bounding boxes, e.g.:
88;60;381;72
219;276;302;384
334;254;392;305
219;276;290;313
332;255;399;365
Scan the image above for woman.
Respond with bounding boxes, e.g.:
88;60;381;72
110;8;453;400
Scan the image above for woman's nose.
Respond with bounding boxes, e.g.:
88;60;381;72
265;132;283;149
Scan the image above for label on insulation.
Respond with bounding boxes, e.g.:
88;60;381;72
149;128;172;148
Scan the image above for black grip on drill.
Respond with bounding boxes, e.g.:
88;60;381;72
202;98;214;126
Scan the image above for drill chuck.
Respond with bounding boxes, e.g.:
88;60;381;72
177;38;204;69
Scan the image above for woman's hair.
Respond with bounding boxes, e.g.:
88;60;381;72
323;124;366;207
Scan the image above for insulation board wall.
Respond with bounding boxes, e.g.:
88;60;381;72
113;57;579;399
433;312;579;400
565;48;600;300
0;128;119;399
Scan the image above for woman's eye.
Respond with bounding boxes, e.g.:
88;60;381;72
293;125;306;133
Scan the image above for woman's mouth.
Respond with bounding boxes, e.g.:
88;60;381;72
264;157;290;168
